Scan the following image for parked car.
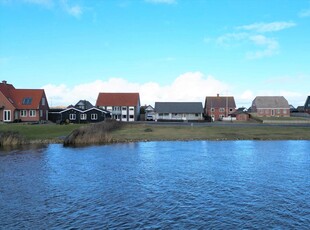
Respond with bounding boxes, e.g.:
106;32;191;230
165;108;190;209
146;115;154;121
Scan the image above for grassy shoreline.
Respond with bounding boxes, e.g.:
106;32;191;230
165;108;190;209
1;122;310;147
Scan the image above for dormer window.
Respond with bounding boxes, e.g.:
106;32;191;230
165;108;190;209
22;97;32;105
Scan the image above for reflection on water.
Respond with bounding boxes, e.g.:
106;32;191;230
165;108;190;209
0;141;309;229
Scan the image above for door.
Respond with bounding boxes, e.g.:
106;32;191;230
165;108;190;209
271;109;275;116
4;110;11;122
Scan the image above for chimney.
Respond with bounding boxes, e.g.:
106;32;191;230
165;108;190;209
2;80;7;84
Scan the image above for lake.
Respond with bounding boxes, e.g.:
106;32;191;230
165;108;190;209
0;141;309;229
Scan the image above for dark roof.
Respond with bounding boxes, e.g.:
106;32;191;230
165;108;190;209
252;96;289;109
304;96;310;109
74;100;93;110
205;96;236;109
96;93;140;107
155;102;203;113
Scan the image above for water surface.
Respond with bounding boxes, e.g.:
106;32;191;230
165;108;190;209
0;141;309;229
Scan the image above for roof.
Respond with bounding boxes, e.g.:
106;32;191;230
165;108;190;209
59;107;110;114
304;96;310;109
0;81;47;109
155;102;204;113
252;96;289;109
96;93;140;107
205;96;236;109
74;100;93;110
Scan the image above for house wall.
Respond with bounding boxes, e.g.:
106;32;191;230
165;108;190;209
236;113;250;121
256;108;290;117
19;109;40;122
0;92;16;122
101;105;138;122
155;113;203;121
205;107;236;121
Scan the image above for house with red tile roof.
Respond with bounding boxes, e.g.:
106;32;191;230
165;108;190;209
204;94;236;121
95;92;140;122
0;80;49;122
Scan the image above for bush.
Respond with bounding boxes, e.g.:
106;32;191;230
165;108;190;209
63;119;123;146
0;131;27;147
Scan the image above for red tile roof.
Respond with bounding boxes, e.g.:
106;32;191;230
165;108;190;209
96;93;140;107
0;82;47;109
205;96;236;109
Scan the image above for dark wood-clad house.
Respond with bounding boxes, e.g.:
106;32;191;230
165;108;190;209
304;96;310;114
49;100;110;124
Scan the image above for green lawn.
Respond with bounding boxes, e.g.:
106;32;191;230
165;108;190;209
1;123;310;145
110;124;310;141
0;123;85;141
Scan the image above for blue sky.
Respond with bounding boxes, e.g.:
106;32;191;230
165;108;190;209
0;0;309;107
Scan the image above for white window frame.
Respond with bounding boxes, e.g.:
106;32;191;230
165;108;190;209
80;114;87;120
29;110;36;117
20;110;27;117
91;114;98;120
42;98;46;106
69;114;76;120
40;110;43;117
3;110;11;122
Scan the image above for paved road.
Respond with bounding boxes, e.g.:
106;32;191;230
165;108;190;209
135;121;310;128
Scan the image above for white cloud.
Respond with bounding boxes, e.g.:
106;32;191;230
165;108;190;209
216;32;248;46
237;21;296;33
246;35;279;59
145;0;177;4
60;0;83;18
299;9;310;18
215;21;295;59
42;72;230;107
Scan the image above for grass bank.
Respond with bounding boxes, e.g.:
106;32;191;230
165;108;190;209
0;123;84;144
1;122;310;147
110;124;310;142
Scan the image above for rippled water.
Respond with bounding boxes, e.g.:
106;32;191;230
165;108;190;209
0;141;309;229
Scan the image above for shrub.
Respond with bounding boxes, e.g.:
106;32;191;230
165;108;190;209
0;131;27;147
63;119;123;146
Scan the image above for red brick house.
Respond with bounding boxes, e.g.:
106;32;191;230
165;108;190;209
204;94;236;121
95;92;140;122
0;81;49;122
251;96;290;117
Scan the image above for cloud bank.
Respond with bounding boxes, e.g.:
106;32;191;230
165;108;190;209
43;72;230;107
216;21;296;59
43;72;307;109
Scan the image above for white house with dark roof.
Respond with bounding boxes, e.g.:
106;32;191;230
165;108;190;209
251;96;290;117
154;102;204;121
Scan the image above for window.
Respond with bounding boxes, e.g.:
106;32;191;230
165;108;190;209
229;108;233;112
40;110;43;117
219;108;225;112
122;107;127;111
69;114;76;120
22;97;32;105
91;114;98;120
80;114;87;120
4;110;11;122
42;98;46;106
195;113;199;117
20;110;27;117
211;108;215;112
283;109;287;114
129;107;134;111
129;115;134;119
122;115;127;119
113;106;120;111
29;110;36;117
